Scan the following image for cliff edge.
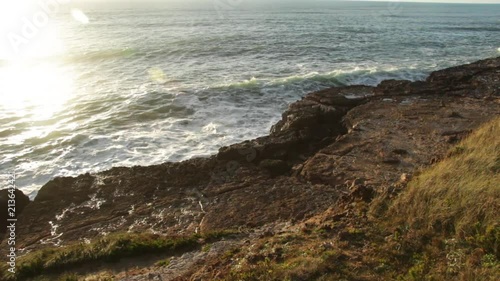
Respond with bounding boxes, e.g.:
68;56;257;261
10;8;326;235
1;57;499;280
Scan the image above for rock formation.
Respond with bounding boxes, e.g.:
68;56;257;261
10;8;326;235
0;189;30;236
3;58;499;278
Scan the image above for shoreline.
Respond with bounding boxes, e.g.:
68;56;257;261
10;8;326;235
5;56;500;234
1;56;499;280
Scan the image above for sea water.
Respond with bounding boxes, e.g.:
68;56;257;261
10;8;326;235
0;1;499;197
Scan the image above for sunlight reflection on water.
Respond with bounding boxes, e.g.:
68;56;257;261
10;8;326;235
0;61;74;120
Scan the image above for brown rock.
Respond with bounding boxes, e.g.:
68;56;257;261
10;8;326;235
1;189;30;235
258;159;290;176
7;57;500;256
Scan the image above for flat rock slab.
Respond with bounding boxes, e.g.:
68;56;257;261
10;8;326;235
7;57;500;254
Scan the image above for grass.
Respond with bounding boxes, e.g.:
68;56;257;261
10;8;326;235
155;258;171;267
0;230;238;280
387;117;500;279
391;117;499;243
220;117;500;280
4;118;499;280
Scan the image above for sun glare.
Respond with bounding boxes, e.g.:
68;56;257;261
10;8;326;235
0;1;75;119
0;62;74;119
71;8;90;25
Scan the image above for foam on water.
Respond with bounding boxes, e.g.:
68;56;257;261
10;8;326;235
0;2;499;198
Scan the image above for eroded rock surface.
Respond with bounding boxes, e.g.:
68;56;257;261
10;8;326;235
8;57;500;259
0;189;30;236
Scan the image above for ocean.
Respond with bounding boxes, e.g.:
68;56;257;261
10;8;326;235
0;1;499;197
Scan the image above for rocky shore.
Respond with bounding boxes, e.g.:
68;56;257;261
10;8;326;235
2;57;499;280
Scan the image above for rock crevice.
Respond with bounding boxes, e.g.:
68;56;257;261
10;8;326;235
4;57;499;254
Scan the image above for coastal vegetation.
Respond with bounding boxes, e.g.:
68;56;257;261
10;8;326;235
5;117;498;280
0;231;238;280
221;117;500;280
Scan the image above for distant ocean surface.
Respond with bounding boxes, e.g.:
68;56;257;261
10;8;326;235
1;1;499;197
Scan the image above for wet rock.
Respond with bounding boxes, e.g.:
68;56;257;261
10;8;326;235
374;79;413;96
7;57;500;257
0;189;30;235
426;57;500;98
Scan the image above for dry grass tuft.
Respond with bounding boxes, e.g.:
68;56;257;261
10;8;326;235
391;117;499;247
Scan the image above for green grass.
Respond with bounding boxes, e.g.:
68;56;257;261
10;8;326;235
1;230;238;280
5;118;499;281
220;117;500;280
155;258;171;267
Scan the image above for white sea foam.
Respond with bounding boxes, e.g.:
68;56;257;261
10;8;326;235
0;2;498;198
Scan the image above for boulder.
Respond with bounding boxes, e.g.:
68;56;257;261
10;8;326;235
0;189;30;234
